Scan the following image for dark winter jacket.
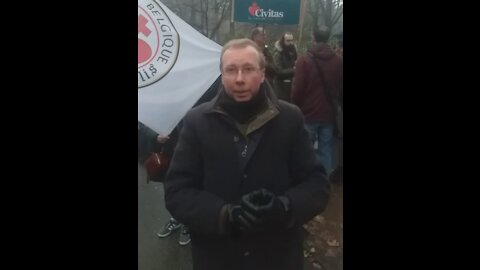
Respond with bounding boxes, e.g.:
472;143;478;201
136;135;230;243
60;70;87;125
262;46;277;86
164;82;330;270
272;40;297;102
292;43;343;123
138;121;160;163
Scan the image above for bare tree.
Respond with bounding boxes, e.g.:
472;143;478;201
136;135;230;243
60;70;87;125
161;0;231;42
308;0;343;32
208;0;230;40
161;0;343;46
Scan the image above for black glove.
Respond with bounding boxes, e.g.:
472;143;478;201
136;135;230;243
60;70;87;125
240;189;291;230
226;204;263;234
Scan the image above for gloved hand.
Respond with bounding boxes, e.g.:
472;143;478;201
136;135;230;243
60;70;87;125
240;189;291;230
226;204;265;234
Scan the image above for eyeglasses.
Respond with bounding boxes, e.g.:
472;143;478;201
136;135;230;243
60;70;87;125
222;66;261;77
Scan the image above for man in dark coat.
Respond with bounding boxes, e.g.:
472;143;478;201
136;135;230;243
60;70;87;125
272;32;297;102
164;38;330;270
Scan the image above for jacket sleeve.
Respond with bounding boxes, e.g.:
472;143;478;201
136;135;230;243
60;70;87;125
164;111;226;236
138;122;159;143
291;56;307;106
263;48;278;79
138;122;160;153
285;106;331;226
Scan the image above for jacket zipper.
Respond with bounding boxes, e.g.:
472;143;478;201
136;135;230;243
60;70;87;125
241;144;248;157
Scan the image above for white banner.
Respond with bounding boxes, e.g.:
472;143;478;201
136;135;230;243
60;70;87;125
138;0;222;136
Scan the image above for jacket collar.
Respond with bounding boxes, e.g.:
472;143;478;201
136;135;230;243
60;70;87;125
205;81;280;136
205;80;280;114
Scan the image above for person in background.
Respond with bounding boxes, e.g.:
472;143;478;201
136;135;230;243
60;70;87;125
138;122;191;245
250;27;276;87
154;75;222;246
272;32;297;102
291;26;343;177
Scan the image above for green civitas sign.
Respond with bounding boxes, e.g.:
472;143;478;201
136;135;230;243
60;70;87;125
234;0;300;25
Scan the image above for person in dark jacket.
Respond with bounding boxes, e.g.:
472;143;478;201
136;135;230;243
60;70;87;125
291;26;343;176
138;121;191;245
142;76;222;246
250;27;276;87
164;38;330;270
138;121;178;179
138;121;173;164
272;32;297;102
157;76;221;246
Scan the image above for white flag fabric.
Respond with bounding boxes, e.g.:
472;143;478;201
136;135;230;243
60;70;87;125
138;0;222;136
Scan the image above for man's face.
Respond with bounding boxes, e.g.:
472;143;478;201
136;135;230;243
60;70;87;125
283;34;294;47
221;46;265;102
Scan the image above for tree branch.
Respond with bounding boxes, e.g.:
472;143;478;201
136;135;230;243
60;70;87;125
209;0;230;39
332;6;343;26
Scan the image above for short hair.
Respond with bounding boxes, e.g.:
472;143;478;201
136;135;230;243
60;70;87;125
250;27;265;40
313;25;331;43
220;38;265;70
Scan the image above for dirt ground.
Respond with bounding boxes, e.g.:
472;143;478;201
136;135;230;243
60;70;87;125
303;172;343;270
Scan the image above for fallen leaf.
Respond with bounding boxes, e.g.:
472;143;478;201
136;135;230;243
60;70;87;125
327;239;340;247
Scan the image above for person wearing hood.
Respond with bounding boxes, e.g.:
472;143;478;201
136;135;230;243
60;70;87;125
164;38;330;270
272;32;297;102
292;26;343;177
